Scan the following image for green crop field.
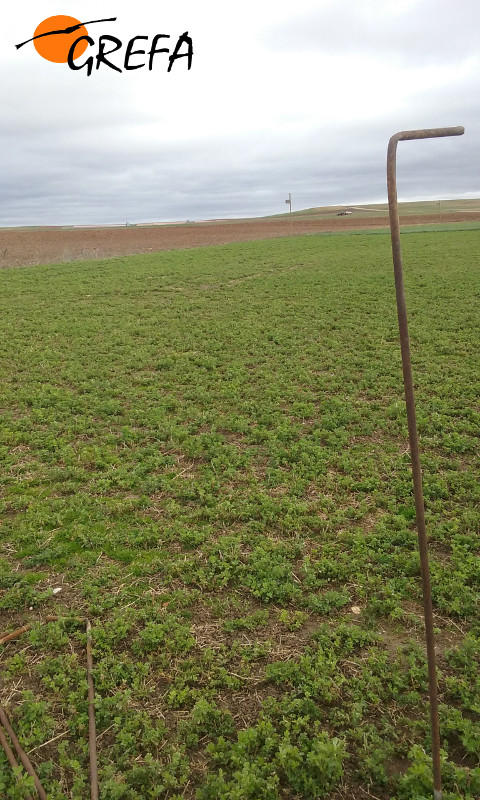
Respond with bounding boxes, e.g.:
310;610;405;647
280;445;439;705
267;198;480;222
1;230;479;799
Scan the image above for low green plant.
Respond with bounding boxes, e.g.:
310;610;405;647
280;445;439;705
1;229;479;797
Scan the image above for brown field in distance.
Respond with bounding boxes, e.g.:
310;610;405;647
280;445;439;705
1;199;480;269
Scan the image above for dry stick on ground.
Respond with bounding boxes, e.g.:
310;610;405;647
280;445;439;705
0;723;35;800
86;619;99;800
0;708;47;800
0;616;59;645
1;616;99;799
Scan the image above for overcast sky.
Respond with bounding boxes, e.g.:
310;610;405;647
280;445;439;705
1;0;479;226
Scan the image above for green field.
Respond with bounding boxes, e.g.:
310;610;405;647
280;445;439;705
267;198;480;222
1;230;479;799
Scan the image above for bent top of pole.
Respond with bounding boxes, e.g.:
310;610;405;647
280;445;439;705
390;126;464;146
387;126;464;208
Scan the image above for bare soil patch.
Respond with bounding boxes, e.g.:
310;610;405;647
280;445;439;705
2;212;480;268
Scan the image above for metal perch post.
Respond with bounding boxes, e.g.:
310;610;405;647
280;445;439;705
387;125;464;800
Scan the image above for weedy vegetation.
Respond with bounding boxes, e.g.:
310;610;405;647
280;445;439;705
0;230;479;798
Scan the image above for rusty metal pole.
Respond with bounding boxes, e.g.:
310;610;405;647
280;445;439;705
387;126;464;800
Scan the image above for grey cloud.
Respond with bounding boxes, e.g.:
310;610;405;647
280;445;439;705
1;109;475;227
261;0;480;65
1;26;478;228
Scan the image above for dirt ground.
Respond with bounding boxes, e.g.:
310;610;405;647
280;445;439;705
1;212;480;269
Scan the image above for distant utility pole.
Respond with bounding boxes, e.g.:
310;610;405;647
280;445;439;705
285;193;292;235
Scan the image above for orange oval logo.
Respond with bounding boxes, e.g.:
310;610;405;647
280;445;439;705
33;15;89;63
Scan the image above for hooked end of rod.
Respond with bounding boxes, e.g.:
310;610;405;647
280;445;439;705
390;126;464;147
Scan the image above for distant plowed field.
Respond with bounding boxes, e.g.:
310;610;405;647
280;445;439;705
2;211;480;268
